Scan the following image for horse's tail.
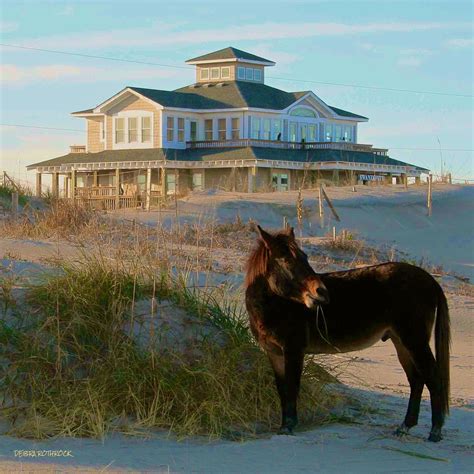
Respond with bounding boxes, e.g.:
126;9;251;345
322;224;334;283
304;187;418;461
435;283;451;416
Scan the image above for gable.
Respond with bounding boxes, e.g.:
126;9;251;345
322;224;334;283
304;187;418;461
106;93;157;115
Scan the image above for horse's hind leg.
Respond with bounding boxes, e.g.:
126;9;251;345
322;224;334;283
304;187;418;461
392;339;424;436
407;343;445;442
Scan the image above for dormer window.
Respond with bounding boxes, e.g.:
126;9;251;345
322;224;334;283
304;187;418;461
245;68;254;80
221;67;230;79
200;68;209;80
254;69;262;81
210;67;220;79
237;67;245;80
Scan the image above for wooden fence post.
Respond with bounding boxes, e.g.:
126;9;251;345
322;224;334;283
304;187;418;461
427;174;433;216
115;168;120;210
321;186;341;222
318;185;324;218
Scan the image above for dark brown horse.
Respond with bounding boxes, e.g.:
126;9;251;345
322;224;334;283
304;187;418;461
245;225;450;442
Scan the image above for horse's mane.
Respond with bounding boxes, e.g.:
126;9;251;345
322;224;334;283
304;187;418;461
244;230;298;288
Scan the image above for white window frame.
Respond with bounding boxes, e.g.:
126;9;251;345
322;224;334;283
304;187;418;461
200;68;209;80
245;68;254;81
231;117;240;139
251;117;260;139
114;117;125;144
210;67;220;80
128;117;138;143
254;69;262;81
217;118;227;140
221;66;230;79
177;117;185;142
204;119;213;140
237;66;245;80
141;116;151;143
166;116;175;142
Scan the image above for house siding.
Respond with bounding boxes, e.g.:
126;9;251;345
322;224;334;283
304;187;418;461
87;117;105;153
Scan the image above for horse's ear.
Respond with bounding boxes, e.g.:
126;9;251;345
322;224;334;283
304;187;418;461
256;225;274;250
287;226;295;240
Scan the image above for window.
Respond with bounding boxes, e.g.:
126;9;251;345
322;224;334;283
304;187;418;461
300;124;307;142
190;121;197;142
141;116;151;142
262;118;271;140
246;68;254;80
177;118;185;142
221;67;230;79
128;117;138;142
334;125;342;142
211;67;220;79
115;118;125;143
254;69;262;81
344;126;353;142
200;68;209;80
308;124;316;142
218;118;227;140
289;122;297;142
325;123;332;141
167;117;174;142
289;107;317;117
272;120;282;140
251;117;260;139
231;118;240;139
205;119;213;140
237;67;245;80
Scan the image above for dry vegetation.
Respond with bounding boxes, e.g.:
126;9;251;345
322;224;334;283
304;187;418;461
0;200;342;441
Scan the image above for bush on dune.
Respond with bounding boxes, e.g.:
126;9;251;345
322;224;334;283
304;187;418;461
0;254;338;440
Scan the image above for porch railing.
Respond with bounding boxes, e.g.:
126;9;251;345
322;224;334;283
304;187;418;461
186;139;388;156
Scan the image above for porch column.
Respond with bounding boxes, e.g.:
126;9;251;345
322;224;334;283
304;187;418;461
248;166;256;193
402;173;408;188
64;176;69;199
71;170;76;200
332;169;340;186
93;171;98;187
115;168;120;209
175;169;180;196
161;167;166;197
51;172;59;198
415;176;421;185
145;167;152;211
35;172;42;197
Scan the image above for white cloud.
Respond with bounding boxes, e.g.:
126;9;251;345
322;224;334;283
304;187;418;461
0;21;19;33
13;21;473;51
1;64;184;85
397;56;423;67
445;38;474;48
57;5;74;16
399;48;434;56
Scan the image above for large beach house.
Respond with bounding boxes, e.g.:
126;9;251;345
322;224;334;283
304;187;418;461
28;47;427;209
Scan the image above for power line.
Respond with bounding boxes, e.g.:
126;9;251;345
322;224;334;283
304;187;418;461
2;42;472;98
2;123;473;152
1;123;84;133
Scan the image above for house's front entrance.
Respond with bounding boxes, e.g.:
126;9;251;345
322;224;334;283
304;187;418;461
272;172;289;191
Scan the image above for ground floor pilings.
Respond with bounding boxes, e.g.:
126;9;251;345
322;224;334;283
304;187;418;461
32;157;424;209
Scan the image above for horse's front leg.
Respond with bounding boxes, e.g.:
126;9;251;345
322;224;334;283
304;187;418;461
268;348;305;435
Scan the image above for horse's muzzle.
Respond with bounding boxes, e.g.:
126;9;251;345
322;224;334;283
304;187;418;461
303;284;330;307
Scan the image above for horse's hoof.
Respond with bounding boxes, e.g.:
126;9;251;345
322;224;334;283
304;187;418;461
394;423;409;437
428;432;442;442
277;426;294;435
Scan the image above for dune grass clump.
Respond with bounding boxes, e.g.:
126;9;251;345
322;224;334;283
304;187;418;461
0;199;103;239
0;255;338;440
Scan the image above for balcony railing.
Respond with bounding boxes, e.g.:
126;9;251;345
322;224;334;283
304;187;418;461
186;139;388;155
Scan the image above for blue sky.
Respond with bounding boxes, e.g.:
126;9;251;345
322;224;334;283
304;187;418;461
1;0;473;185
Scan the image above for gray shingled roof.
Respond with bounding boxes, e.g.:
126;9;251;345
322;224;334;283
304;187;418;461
186;47;274;64
127;82;367;118
27;147;427;171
